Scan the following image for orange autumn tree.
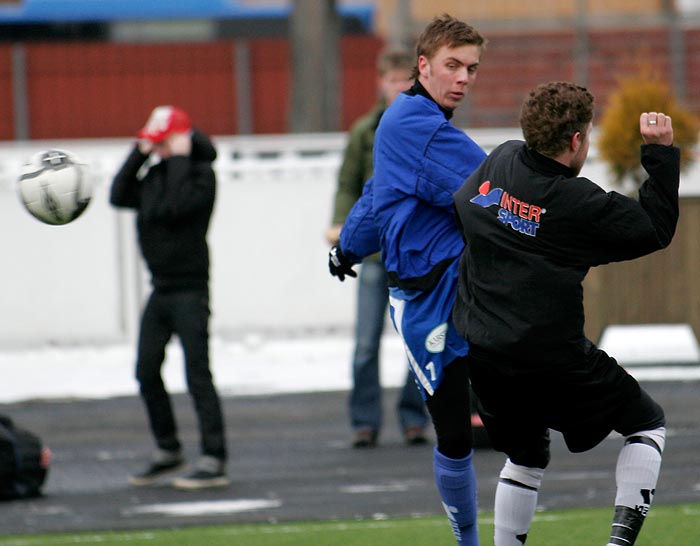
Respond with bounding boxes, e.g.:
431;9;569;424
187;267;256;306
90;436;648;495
598;74;699;194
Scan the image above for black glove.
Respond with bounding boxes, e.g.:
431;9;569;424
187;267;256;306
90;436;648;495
328;245;357;281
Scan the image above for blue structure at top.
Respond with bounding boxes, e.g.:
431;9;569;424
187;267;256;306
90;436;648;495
0;0;373;28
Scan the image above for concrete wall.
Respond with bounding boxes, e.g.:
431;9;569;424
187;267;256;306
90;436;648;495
1;129;699;348
0;133;353;346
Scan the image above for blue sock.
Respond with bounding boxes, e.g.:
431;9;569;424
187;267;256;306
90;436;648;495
433;447;479;546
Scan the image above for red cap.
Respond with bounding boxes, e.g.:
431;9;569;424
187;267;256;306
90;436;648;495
137;106;192;143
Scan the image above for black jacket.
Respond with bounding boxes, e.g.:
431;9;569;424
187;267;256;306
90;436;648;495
110;129;217;291
453;140;680;362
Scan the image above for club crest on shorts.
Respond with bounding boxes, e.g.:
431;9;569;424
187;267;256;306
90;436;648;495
425;323;448;353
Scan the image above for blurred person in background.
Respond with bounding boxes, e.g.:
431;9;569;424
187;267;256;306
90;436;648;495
453;81;677;546
326;48;429;449
329;15;488;545
110;106;229;490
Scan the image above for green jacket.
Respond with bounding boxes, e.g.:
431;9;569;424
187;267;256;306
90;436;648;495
331;101;385;261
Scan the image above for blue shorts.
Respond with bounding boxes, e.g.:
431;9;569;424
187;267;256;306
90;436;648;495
388;259;469;399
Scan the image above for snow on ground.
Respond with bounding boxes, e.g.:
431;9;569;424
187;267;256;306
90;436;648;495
0;334;405;404
1;327;699;404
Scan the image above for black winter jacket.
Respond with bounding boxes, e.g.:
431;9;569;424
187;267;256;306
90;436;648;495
110;129;217;291
453;141;680;362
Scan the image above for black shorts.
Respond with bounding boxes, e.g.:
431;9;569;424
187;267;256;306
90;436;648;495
467;343;665;468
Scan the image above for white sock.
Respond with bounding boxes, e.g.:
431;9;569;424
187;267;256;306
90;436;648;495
614;427;664;513
494;459;544;546
607;427;665;546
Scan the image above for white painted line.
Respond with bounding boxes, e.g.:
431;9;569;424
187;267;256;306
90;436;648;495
122;499;282;517
340;480;426;494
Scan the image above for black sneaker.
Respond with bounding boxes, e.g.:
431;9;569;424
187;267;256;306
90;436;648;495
352;428;378;448
403;426;429;446
129;451;184;486
172;456;229;490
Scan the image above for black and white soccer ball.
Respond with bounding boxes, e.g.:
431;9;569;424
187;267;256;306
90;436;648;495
16;149;92;225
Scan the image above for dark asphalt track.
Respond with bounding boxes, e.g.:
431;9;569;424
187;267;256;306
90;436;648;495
0;380;698;537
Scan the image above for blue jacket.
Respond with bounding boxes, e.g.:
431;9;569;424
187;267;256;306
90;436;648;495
341;82;486;291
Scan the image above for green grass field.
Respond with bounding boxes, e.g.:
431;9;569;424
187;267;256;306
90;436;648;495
0;503;697;546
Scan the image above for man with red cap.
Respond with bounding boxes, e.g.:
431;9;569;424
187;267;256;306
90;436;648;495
111;105;229;490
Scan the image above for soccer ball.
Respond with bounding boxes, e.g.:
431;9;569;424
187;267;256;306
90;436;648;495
16;149;92;226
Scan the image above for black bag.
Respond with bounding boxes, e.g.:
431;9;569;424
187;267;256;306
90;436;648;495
0;414;50;500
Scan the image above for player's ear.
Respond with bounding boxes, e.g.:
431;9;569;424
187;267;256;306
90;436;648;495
417;55;430;78
570;131;582;153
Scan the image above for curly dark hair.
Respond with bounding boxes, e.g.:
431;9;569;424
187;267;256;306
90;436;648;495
410;14;486;80
520;81;595;157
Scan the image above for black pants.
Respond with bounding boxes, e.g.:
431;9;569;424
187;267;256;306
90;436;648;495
135;288;226;460
467;344;664;468
425;355;473;459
